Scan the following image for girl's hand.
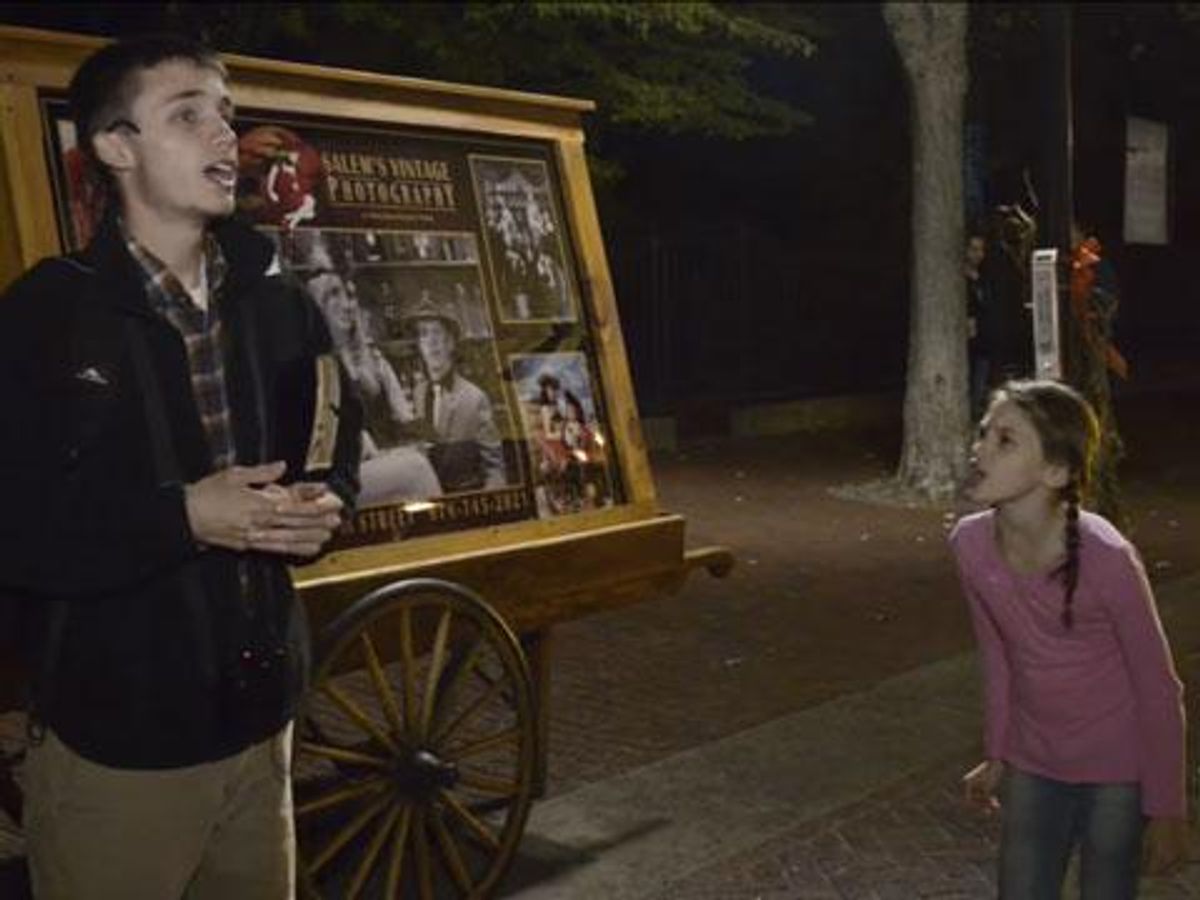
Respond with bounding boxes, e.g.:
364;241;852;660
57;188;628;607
962;759;1004;815
1142;817;1191;876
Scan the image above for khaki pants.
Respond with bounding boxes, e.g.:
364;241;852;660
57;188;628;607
23;726;295;900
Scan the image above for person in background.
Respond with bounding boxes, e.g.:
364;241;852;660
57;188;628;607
965;226;995;417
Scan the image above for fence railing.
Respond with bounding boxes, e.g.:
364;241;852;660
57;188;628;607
603;223;907;417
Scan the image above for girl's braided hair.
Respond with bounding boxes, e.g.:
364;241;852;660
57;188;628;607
992;380;1100;628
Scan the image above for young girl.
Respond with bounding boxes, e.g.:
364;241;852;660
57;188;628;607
953;379;1189;898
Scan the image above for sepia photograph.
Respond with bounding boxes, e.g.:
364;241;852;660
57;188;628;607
510;352;614;518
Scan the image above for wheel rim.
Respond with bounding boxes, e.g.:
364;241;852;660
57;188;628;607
296;581;537;899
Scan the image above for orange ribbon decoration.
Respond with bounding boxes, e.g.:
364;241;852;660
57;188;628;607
1069;237;1129;380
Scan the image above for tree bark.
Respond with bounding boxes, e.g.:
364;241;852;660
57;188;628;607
884;2;970;500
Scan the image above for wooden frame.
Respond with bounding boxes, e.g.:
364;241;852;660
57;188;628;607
0;26;706;626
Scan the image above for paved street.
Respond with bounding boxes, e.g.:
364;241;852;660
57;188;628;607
1;381;1198;898
502;576;1200;898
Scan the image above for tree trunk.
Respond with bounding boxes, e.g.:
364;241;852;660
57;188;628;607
884;3;970;500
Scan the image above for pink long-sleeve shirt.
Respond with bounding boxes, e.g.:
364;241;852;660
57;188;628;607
950;509;1186;818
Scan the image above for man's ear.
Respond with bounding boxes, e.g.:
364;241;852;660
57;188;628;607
91;130;135;174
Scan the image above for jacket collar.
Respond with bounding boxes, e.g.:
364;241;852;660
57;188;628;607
79;212;276;317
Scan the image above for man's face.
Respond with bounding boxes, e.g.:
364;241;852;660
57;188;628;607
416;318;455;380
101;59;238;226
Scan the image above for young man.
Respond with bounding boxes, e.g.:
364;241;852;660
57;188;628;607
0;36;361;899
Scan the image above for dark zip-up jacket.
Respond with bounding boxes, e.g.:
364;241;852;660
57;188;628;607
0;214;361;768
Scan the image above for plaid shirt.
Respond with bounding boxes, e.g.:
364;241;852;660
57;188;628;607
124;228;237;471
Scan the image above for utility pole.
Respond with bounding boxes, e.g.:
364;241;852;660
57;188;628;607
1038;3;1074;258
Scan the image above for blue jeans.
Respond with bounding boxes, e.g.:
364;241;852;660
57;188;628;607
1000;768;1144;899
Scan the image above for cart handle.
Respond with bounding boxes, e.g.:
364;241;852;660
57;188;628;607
684;545;735;579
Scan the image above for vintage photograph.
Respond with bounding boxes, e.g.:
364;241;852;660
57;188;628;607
510;352;615;517
471;155;577;323
278;226;522;508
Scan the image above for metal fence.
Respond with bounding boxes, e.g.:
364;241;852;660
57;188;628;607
604;222;908;416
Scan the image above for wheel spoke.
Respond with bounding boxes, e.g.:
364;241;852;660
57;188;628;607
419;609;453;739
428;638;485;737
298;713;335;746
430;806;475;893
414;810;436;900
445;726;520;761
456;771;519;797
296;740;392;771
295;775;388;818
384;804;413;898
431;669;508;747
400;606;418;734
439;789;501;852
360;630;404;738
321;682;400;756
309;787;395;875
345;802;402;900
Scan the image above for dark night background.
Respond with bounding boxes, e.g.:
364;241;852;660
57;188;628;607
1;3;1197;422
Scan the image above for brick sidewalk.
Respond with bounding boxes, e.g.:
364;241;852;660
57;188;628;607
503;567;1200;899
645;749;1200;900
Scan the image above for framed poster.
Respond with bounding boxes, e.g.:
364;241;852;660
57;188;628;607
35;98;627;552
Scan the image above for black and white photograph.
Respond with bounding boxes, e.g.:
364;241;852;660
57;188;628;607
471;156;577;323
288;227;522;508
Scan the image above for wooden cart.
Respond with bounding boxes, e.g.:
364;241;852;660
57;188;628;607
0;26;732;898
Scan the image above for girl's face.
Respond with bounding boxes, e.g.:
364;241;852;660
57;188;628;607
965;400;1066;507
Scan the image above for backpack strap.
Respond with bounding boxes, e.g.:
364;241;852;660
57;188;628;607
122;318;218;688
27;260;219;744
26;257;113;743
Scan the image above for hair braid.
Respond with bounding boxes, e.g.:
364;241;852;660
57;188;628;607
1061;481;1082;629
992;380;1097;629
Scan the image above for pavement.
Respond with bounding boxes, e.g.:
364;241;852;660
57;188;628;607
499;572;1200;899
1;380;1197;898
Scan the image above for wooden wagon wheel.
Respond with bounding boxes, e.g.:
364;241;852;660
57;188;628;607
295;578;537;900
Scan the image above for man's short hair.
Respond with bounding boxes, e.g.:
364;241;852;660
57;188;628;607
68;34;227;196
